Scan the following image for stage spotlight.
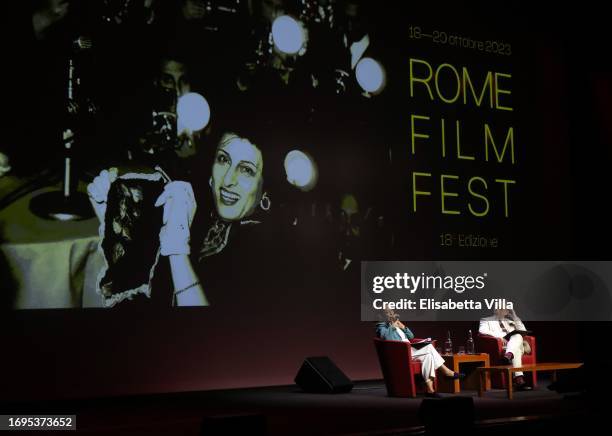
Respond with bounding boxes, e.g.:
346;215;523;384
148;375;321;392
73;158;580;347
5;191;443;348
284;150;317;191
355;57;386;95
271;15;306;55
177;92;211;133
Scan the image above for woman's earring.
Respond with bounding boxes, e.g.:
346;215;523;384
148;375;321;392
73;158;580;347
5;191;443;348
260;192;271;211
209;177;213;188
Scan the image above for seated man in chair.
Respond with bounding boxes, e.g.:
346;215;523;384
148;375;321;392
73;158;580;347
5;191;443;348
479;308;533;391
376;309;463;398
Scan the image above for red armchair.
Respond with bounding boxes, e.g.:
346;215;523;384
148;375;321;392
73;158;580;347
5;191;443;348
373;338;437;397
476;334;537;388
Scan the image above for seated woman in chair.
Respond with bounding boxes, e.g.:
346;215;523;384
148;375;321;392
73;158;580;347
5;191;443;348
376;309;463;398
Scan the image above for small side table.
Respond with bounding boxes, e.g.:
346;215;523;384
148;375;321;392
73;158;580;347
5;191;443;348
477;362;583;400
437;353;490;394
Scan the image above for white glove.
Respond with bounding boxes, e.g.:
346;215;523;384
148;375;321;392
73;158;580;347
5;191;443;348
154;181;197;256
87;168;118;222
0;152;11;177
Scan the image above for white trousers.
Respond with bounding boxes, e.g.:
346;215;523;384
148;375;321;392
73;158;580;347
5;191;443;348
411;344;445;380
504;334;525;377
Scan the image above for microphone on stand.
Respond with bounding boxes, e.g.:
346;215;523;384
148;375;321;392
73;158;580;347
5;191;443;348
29;41;96;221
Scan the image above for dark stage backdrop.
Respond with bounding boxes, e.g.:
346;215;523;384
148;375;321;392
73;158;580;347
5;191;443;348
0;1;600;401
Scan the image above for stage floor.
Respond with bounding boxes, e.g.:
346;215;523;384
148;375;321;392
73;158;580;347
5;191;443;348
1;378;592;435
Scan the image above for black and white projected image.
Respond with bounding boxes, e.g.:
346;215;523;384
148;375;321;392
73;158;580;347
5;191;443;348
0;1;572;310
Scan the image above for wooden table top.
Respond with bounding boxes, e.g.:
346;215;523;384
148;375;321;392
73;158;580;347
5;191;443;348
478;362;583;371
441;353;489;361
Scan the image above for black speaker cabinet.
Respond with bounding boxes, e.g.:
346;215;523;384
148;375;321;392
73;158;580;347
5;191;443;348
295;356;354;393
418;396;474;431
200;413;266;435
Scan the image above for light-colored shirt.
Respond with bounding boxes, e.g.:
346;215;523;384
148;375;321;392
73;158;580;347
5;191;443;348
395;326;409;342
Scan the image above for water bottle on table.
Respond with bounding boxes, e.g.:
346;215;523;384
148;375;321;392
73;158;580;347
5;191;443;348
444;331;453;355
467;329;475;354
